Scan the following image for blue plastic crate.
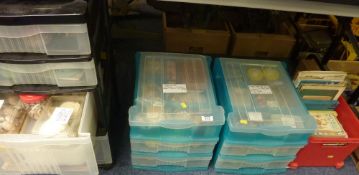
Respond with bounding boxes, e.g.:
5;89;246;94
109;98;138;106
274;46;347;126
131;151;212;172
214;153;292;174
217;136;304;157
129;52;225;142
212;58;316;145
130;137;218;154
215;168;287;175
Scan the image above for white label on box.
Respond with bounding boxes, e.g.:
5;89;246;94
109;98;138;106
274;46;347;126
0;100;4;109
281;117;296;128
50;107;74;124
248;85;272;94
163;84;187;93
248;112;263;121
201;116;213;122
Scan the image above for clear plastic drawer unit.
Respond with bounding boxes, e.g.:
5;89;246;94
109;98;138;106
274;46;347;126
0;0;90;55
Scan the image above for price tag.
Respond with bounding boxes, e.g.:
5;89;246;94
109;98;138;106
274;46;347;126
0;100;4;109
248;112;263;121
248;85;272;94
201;116;213;122
50;107;73;125
163;84;187;93
281;117;296;128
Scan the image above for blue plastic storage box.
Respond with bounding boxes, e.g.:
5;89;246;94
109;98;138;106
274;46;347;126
129;52;225;142
218;138;303;157
213;58;316;145
132;151;212;172
215;153;293;174
130;138;218;154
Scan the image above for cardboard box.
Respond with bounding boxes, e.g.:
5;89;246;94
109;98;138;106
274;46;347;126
163;13;230;55
328;60;359;91
230;23;295;59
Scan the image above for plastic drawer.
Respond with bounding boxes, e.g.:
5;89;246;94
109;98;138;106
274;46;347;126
0;92;98;175
130;52;225;141
132;152;212;172
215;168;287;175
94;133;113;165
0;24;90;55
215;154;292;174
212;58;316;145
219;140;303;157
130;138;218;154
290;97;359;169
0;59;97;88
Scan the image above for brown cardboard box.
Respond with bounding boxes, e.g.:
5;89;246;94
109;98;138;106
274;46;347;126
163;13;230;55
328;60;359;90
230;23;296;59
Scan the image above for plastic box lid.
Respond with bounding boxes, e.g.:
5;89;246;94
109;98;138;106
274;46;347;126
129;52;225;128
0;0;87;25
217;58;316;136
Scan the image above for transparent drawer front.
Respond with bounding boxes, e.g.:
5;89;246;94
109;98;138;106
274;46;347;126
215;156;291;170
132;153;211;168
0;92;98;175
130;52;225;140
0;24;91;55
0;139;98;175
221;142;302;156
131;139;217;154
0;59;97;87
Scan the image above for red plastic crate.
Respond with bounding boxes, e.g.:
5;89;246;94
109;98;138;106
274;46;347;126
289;96;359;169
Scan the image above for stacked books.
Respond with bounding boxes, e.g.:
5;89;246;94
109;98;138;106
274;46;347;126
294;71;347;110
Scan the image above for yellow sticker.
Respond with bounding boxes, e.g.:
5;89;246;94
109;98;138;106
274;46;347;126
240;120;248;125
180;102;187;109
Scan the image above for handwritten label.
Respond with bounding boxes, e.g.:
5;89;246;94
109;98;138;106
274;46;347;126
163;84;187;93
201;116;213;122
50;107;73;124
281;117;296;128
248;112;263;121
248;85;272;94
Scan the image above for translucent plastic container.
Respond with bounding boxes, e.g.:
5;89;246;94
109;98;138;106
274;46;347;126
215;154;292;174
219;139;303;157
0;59;97;88
0;94;26;134
131;138;218;154
129;52;225;142
0;92;98;175
0;0;90;55
95;133;113;165
213;58;316;144
0;24;90;55
132;152;212;172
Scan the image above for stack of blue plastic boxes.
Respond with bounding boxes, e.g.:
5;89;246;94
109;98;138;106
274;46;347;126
129;52;225;171
212;58;316;174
